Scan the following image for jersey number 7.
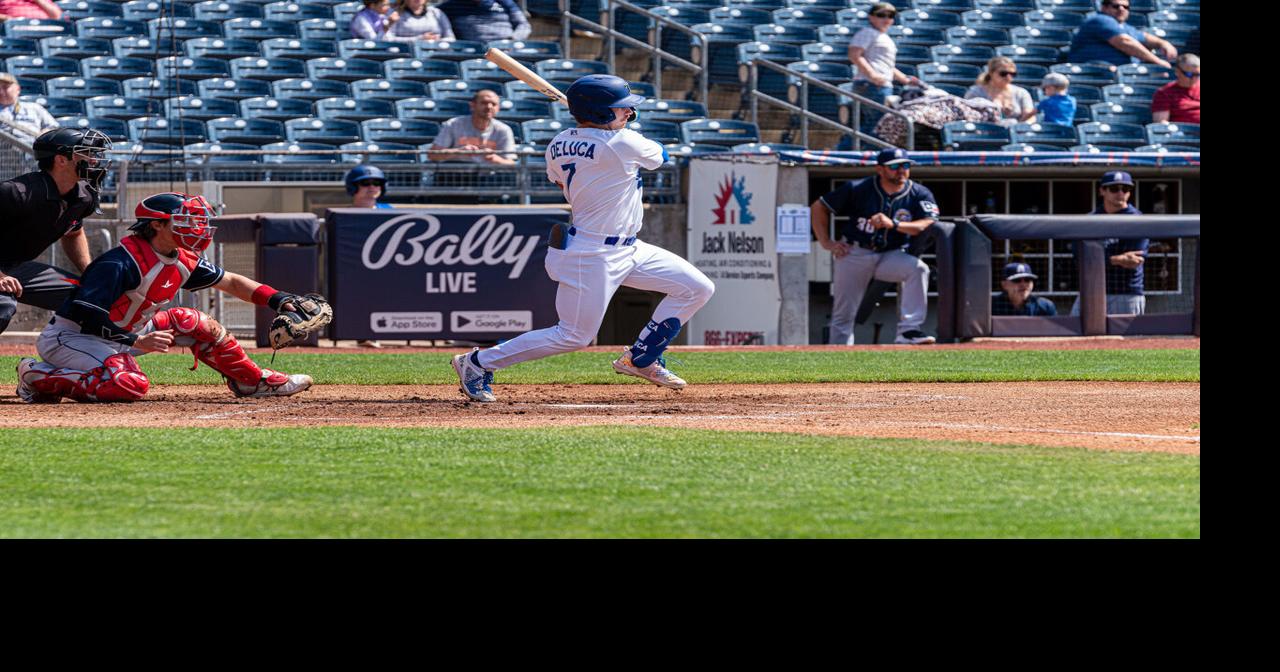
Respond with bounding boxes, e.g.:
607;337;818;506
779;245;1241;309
561;162;577;195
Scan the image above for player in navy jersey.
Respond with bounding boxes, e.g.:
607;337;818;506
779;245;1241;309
15;192;315;403
1071;171;1148;316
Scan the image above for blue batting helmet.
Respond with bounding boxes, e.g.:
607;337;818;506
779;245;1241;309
565;74;646;125
345;164;386;196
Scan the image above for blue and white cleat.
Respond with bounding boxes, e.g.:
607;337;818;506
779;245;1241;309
452;348;496;402
611;348;686;390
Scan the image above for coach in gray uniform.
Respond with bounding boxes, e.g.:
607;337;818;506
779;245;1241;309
810;148;940;345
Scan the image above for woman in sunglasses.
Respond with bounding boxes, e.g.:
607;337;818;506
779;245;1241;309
847;3;921;138
965;57;1036;126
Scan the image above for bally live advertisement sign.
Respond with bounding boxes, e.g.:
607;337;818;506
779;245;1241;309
686;159;780;345
326;208;564;341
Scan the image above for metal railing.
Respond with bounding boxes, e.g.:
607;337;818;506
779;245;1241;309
748;59;915;151
561;0;709;104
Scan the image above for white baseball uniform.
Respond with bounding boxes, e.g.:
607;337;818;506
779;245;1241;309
474;127;714;371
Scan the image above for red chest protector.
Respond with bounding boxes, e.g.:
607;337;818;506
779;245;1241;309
108;235;201;331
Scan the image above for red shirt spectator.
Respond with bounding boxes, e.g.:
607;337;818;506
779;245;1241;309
1151;54;1200;125
0;0;63;20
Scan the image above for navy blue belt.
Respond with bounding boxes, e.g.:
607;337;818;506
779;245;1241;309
568;226;636;247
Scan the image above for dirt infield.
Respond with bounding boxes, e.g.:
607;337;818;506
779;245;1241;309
0;381;1200;455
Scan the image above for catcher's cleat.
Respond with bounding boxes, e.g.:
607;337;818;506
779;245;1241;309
894;330;936;345
452;348;496;402
16;357;61;404
612;348;686;390
227;369;313;398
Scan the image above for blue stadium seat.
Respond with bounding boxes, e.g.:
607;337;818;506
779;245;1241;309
628;119;683;144
205;117;286;145
231;57;307;82
931;44;996;65
833;7;868;28
338;39;413;62
284;118;360;146
265;2;336;22
1008;26;1071;47
1023;9;1086;30
799;41;848;64
1134;144;1198;153
46;76;121;99
636;99;709;122
1076;121;1146;148
57;116;128;142
194;1;265;22
534;58;610;81
157;56;232;81
122;1;192;21
238;96;313;121
521;118;571;144
995;44;1058;65
1090;101;1151;125
711;7;772;25
753;23;819;45
79;57;153;84
787;60;852;117
39;36;111;59
453;57;511;83
197;77;273;101
1010;121;1076;146
678;119;759;146
883;25;944;46
332;1;362;25
183;37;260;60
350;78;427;102
1102;83;1160;105
19;94;84;117
1034;0;1094;10
306;57;383;83
664;143;730;160
180;142;263;164
270;78;350;102
315;97;394;122
12;76;44;95
84;95;158;120
163;95;240;121
57;1;124;21
1001;143;1062;152
1117;63;1175;87
899;8;964;29
945;26;1010;46
412;39;486;62
498;99;553;123
394;97;470;122
785;0;846;10
737;40;801;96
298;19;343;41
960;9;1025;28
1035;82;1100;104
1156;0;1198;9
503;81;559;102
1145;121;1198;148
628;81;657;98
124;79;200;102
974;0;1034;9
8;19;75;39
261;38;338;62
147;18;222;41
1050;62;1117;87
1010;63;1048;82
6;55;79;79
1148;10;1199;32
0;37;37;59
731;142;806;153
384;58;461;84
771;8;836;28
507;143;547;166
942;121;1011;149
222;18;298;40
1069;144;1132;153
816;24;856;46
426;78;502;101
360;118;440;146
911;0;977;10
486;40;563;63
128;117;208;146
651;5;712;28
917;62;982;86
689;23;757;84
340;141;418;165
260;142;340;164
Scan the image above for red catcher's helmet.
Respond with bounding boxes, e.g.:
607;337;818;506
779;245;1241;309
131;192;218;253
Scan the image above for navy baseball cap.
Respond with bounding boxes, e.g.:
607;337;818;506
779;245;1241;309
876;148;913;166
1003;262;1037;281
1100;170;1134;186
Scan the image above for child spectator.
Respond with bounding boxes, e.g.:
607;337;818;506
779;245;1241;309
1037;72;1077;126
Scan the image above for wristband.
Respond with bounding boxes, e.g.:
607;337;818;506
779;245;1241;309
892;220;900;231
251;284;279;307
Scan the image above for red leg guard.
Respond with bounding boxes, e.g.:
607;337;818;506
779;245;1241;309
152;307;263;387
26;353;149;402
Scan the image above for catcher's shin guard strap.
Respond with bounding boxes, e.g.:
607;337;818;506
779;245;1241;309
197;333;264;387
26;353;149;402
629;317;682;368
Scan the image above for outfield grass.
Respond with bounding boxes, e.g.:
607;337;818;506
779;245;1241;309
0;427;1200;538
0;349;1200;385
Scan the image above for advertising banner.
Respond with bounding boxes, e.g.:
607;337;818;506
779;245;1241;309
326;207;566;341
686;160;780;345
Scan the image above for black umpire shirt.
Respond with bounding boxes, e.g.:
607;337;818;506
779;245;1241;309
0;170;97;268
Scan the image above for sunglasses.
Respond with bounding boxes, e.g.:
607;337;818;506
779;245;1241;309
1103;184;1133;193
1010;277;1034;284
1178;68;1200;78
872;12;896;19
883;163;911;171
997;71;1017;78
356;180;383;187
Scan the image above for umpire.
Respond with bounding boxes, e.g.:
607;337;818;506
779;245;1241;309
0;127;111;336
810;148;940;345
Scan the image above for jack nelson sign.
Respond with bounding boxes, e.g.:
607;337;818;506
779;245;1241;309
325;207;566;341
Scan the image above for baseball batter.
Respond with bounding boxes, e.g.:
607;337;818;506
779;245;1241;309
452;74;715;402
15;192;315;403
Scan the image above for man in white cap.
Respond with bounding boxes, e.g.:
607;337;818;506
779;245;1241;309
0;73;59;143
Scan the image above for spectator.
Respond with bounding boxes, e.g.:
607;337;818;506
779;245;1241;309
1071;171;1148;316
809;148;940;345
437;0;530;43
0;0;62;20
426;89;516;165
846;3;920;138
344;165;390;348
387;0;454;42
993;262;1057;316
0;73;59;143
350;0;400;40
1069;0;1176;68
1151;53;1199;125
1037;72;1077;126
965;57;1036;125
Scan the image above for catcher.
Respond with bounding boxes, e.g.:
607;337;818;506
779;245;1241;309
15;191;332;403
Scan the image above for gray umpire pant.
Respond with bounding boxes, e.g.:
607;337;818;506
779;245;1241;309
0;261;80;335
829;247;930;345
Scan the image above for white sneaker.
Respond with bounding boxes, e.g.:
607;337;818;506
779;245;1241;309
15;357;59;404
228;369;313;398
452;348;496;402
894;330;937;345
612;348;687;390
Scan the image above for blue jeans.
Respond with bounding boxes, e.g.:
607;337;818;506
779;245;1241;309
852;80;893;139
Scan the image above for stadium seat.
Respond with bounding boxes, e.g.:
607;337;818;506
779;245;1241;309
975;0;1035;9
730;142;805;154
80;56;156;82
1117;63;1175;87
502;81;559;103
800;41;850;65
260;141;340;164
394;97;470;122
383;58;462;84
1090;102;1151;126
360;118;440;146
679;119;760;146
753;23;819;45
222;18;298;41
7;19;74;39
945;26;1010;47
315;97;394;123
123;77;198;99
899;8;964;29
995;44;1058;65
57;1;124;21
1010;121;1077;147
265;2;335;22
307;57;383;83
19;94;84;117
183;37;260;60
1102;83;1160;105
427;79;502;101
147;18;222;41
689;23;757;84
122;1;192;21
486;40;563;63
509;143;547;166
127;117;208;146
157;56;232;81
205;117;286;145
270;78;350;103
497;99;552;123
663;142;730;159
180;142;262;164
521;118;571;145
942;121;1012;150
284;118;360;146
1000;143;1062;152
771;8;836;28
833;7;869;28
338;39;412;62
711;7;772;26
459;58;516;83
340;141;418;165
535;59;611;81
1034;0;1095;10
1145;121;1198;148
912;0;976;10
238;96;313;122
162;96;240;121
39;36;111;59
194;2;265;22
12;77;44;95
57;116;128;142
1156;0;1198;9
45;76;121;99
1134;143;1198;153
261;38;338;62
0;37;37;59
332;1;363;25
931;44;996;65
298;19;343;42
1023;9;1086;30
815;24;856;46
917;62;982;87
412;40;486;62
1069;144;1132;153
786;0;844;9
1076;121;1146;148
636;99;710;122
197;77;272;101
84;95;158;120
1148;10;1200;32
959;9;1024;29
348;79;426;102
1039;83;1101;104
1050;62;1117;88
1008;26;1071;47
787;60;852;117
231;57;307;82
6;55;79;79
628;120;683;144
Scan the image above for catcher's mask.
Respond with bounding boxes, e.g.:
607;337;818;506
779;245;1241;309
130;192;218;253
33;127;113;188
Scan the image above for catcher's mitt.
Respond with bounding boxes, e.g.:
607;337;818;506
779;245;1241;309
268;293;333;350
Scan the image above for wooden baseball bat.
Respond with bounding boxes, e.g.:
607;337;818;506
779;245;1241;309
484;48;568;105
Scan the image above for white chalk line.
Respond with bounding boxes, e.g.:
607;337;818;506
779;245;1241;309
194;408;275;420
